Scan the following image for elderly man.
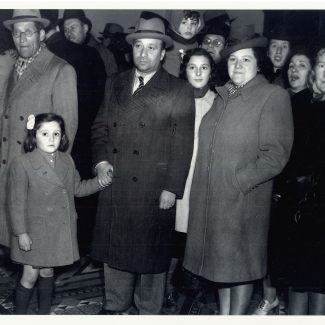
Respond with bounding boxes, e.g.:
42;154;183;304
201;10;234;86
60;9;118;77
91;15;195;315
0;9;77;251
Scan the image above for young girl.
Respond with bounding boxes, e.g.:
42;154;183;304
163;10;205;77
8;113;107;315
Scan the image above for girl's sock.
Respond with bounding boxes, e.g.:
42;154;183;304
15;282;34;315
38;276;54;315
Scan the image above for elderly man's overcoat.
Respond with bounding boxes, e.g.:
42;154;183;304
0;47;78;247
9;150;102;267
183;74;294;283
91;65;195;274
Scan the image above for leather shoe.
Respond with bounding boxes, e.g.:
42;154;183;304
163;291;179;313
98;308;124;315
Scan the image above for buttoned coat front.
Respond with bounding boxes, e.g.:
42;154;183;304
183;75;294;283
9;150;102;267
0;47;78;247
91;65;195;274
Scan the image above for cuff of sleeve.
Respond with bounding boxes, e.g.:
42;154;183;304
93;161;109;175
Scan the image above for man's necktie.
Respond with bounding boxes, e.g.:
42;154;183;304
132;76;144;99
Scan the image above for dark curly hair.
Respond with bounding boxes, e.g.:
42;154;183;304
251;47;274;80
180;48;217;90
0;25;15;55
24;113;69;153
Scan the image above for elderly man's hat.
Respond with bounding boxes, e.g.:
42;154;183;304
59;9;92;32
3;9;50;30
220;25;267;58
126;14;173;48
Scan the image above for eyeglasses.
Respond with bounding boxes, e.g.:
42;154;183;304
12;29;38;38
202;38;224;48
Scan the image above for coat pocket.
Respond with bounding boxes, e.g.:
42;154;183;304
27;216;43;239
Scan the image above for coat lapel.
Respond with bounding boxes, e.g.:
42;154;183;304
5;48;54;109
28;150;67;189
116;66;169;119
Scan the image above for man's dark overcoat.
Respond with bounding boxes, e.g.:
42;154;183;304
91;65;195;274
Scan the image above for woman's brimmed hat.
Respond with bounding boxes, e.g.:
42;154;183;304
126;16;173;49
3;9;50;30
220;25;267;58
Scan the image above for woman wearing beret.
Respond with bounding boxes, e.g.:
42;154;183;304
183;25;294;315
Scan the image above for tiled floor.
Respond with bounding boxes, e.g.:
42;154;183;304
0;256;288;315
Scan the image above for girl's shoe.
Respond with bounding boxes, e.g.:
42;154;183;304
252;297;279;315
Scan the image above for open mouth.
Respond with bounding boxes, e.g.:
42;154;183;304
290;75;299;81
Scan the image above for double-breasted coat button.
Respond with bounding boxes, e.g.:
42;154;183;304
139;122;145;128
62;190;66;194
2;160;6;164
113;122;117;127
3;137;6;142
4;115;8;119
133;150;139;155
132;177;138;182
19;116;24;121
112;148;118;154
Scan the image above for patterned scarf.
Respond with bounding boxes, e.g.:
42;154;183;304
15;42;45;79
226;81;245;98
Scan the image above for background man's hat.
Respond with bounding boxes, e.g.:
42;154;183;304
204;18;231;40
98;23;124;41
126;16;173;48
220;25;267;58
203;10;237;26
267;24;297;42
59;9;92;32
3;9;50;30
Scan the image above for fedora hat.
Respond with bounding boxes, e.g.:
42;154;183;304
203;10;237;25
220;25;267;58
3;9;50;30
98;23;124;41
268;24;297;42
126;17;173;48
59;9;92;32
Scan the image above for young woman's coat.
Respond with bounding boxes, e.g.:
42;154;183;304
9;150;102;267
183;74;294;283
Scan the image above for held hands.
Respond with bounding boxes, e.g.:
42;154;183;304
97;162;113;188
18;233;32;251
159;190;176;210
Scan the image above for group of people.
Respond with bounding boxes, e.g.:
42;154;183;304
0;8;324;316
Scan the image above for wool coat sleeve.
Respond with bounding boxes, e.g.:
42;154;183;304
52;64;78;153
91;76;116;167
67;154;104;196
8;157;28;236
235;87;294;195
163;82;195;198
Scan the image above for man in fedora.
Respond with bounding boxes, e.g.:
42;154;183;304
98;23;124;47
91;14;195;315
200;10;235;86
0;9;77;252
60;9;118;77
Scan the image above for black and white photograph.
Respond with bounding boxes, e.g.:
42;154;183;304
0;6;324;318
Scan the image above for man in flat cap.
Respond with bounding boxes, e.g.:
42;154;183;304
0;9;78;310
91;14;195;315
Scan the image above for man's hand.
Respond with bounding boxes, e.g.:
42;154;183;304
18;233;32;251
96;162;114;187
159;190;176;210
